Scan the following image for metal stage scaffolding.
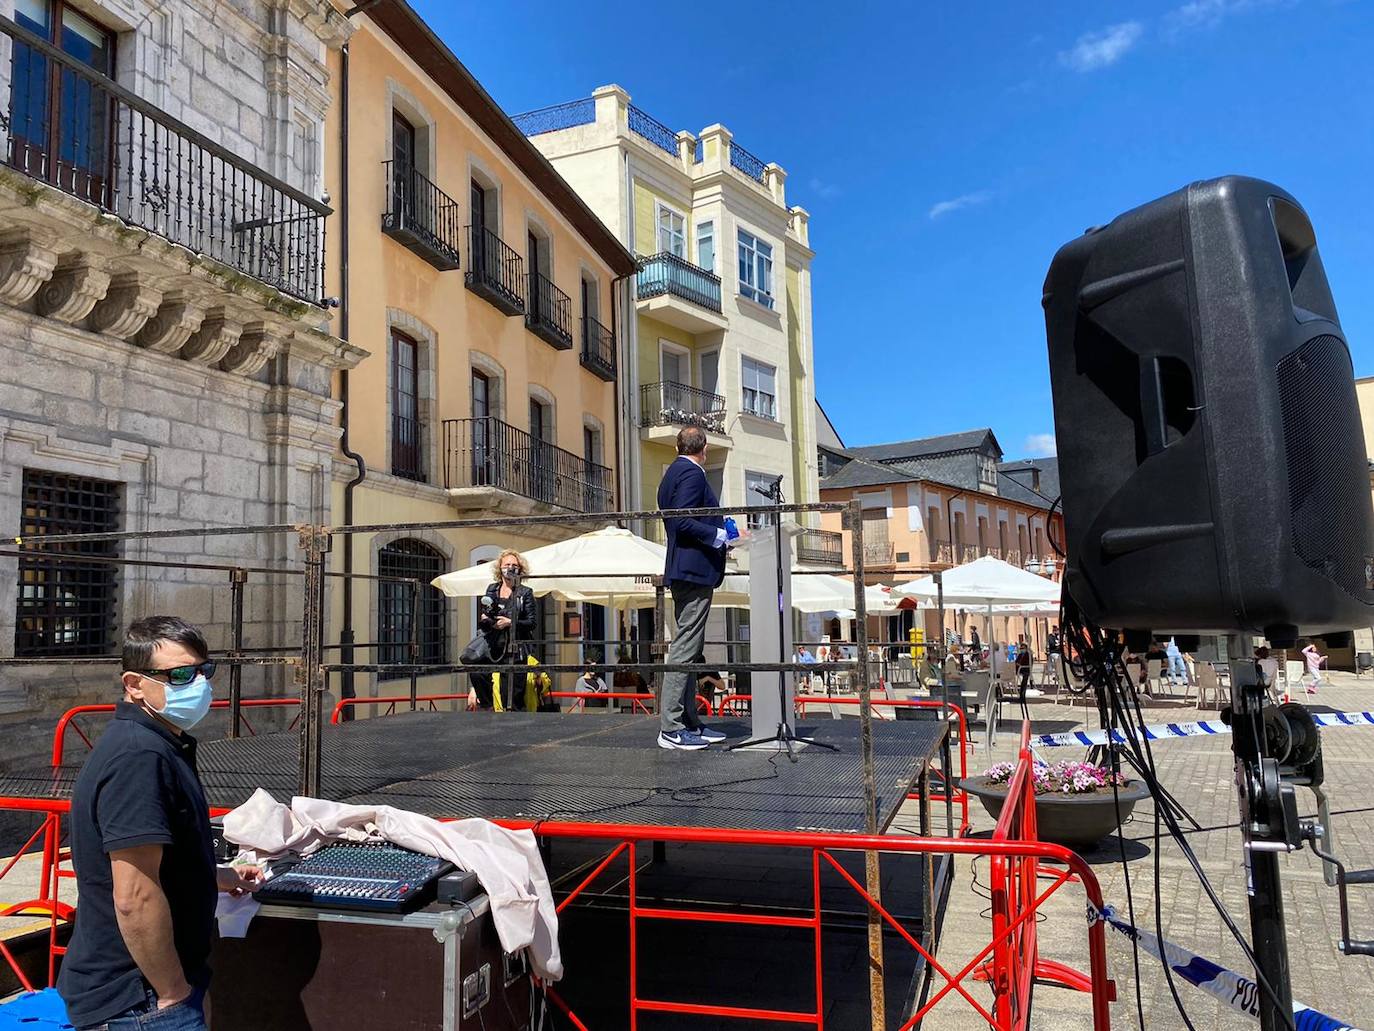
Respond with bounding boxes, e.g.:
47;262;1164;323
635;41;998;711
0;500;1112;1030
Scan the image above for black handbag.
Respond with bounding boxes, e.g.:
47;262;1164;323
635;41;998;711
461;630;507;665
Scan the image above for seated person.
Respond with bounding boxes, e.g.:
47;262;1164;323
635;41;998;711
612;646;649;710
576;667;609;708
693;651;726;715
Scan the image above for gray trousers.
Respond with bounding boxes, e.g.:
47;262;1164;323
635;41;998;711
660;580;714;733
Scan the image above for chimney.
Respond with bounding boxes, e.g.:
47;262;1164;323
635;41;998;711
1031;466;1041;492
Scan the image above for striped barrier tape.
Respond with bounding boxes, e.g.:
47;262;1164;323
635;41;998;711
1097;905;1364;1029
1035;710;1374;749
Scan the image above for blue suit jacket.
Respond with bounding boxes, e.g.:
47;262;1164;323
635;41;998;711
658;456;726;588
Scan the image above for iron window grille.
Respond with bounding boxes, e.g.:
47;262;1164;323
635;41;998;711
16;469;120;657
377;539;447;679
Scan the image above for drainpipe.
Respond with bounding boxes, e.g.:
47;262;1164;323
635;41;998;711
337;38;367;716
609;270;633;518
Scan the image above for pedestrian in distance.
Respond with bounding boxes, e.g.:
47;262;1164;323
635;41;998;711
656;425;744;749
58;616;262;1031
1015;634;1033;699
1166;636;1189;687
1301;640;1327;695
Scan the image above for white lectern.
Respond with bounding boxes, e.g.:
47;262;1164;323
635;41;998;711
742;522;803;743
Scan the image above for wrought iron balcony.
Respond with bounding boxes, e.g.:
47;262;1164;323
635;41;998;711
442;416;612;514
797;528;843;566
526;270;572;350
581;314;616;381
465;225;525;316
0;14;327;304
863;541;896;567
382;160;460;271
639;381;727;437
636;252;722;314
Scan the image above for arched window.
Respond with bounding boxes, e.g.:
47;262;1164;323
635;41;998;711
377;539;447;679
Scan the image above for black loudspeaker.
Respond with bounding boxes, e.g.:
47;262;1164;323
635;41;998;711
1043;176;1374;644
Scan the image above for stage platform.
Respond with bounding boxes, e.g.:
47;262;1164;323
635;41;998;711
0;712;947;833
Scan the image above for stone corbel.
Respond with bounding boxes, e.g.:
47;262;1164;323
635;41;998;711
87;272;163;341
220;321;284;376
181;308;242;366
37;257;111;324
137;293;207;354
0;229;59;307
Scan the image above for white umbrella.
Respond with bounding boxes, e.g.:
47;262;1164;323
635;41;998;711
431;525;751;607
893;556;1060;682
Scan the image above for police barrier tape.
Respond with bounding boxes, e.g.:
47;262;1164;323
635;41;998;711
1034;710;1374;749
1096;905;1365;1030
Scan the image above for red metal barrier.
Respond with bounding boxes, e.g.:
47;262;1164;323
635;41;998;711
51;698;301;767
977;721;1110;1029
524;820;1113;1029
328;691;714;723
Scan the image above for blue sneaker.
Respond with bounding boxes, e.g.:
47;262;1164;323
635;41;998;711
658;729;709;750
692;725;727;743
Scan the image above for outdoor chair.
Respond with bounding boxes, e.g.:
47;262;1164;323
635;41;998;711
1146;659;1165;697
1195;662;1223;710
1285;660;1305;689
1357;652;1374;677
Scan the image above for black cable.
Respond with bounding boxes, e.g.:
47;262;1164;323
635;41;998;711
1068;607;1296;1031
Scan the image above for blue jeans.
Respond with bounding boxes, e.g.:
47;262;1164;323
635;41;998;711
82;986;207;1031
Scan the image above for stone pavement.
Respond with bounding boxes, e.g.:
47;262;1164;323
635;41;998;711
890;671;1374;1029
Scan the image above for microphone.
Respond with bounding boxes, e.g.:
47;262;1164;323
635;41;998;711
480;596;493;610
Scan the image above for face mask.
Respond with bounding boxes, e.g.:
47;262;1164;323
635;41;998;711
152;674;213;731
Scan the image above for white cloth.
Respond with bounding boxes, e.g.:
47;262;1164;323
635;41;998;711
215;892;260;939
222;790;563;981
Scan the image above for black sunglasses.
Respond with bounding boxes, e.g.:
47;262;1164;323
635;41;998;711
139;661;217;686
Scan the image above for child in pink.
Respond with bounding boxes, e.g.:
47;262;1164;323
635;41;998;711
1301;643;1326;695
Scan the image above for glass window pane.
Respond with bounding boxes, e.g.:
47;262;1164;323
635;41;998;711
17;0;51;30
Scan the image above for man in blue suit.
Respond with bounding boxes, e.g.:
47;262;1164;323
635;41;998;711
657;426;735;749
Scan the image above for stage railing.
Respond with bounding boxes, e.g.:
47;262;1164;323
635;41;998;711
527;820;1113;1030
328;691;715;722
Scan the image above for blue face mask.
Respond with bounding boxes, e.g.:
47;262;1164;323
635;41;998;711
151;674;213;731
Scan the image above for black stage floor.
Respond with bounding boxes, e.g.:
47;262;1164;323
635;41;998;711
0;712;946;833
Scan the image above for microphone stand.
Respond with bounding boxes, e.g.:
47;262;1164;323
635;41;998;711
731;478;838;760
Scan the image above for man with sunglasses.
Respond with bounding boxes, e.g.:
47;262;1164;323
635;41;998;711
59;616;261;1031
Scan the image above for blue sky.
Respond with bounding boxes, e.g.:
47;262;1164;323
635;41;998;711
415;0;1373;460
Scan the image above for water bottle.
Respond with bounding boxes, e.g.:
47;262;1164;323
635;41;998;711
723;516;740;541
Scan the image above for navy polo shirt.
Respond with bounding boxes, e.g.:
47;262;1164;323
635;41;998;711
57;702;216;1028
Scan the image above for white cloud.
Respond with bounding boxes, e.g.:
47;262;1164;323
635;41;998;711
928;190;993;220
1058;22;1144;72
1024;433;1057;457
807;177;842;200
1167;0;1285;33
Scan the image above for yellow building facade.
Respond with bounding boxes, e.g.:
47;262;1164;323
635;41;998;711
324;1;636;708
514;87;821;544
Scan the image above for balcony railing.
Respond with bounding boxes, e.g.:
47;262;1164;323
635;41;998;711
639;381;726;436
636;252;722;313
465;225;525;316
627;105;677;155
391;414;424;482
510;98;595;136
863;541;896;567
581;314;616;381
442;417;612;514
730;141;767;184
0;14;327;304
797;528;843;566
526;270;572;349
382;160;460;270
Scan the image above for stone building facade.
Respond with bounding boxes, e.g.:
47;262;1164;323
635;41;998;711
0;0;361;795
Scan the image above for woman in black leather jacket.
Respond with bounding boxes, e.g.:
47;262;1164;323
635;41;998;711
471;548;537;709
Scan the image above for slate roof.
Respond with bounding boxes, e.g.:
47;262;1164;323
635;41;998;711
846;428;1000;464
997;457;1061;510
819;456;920;490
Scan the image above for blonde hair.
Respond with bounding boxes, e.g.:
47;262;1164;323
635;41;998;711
491;549;529;582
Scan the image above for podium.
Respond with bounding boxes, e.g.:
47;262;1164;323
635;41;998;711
742;522;804;744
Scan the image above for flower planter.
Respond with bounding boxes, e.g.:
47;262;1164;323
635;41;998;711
960;776;1152;849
